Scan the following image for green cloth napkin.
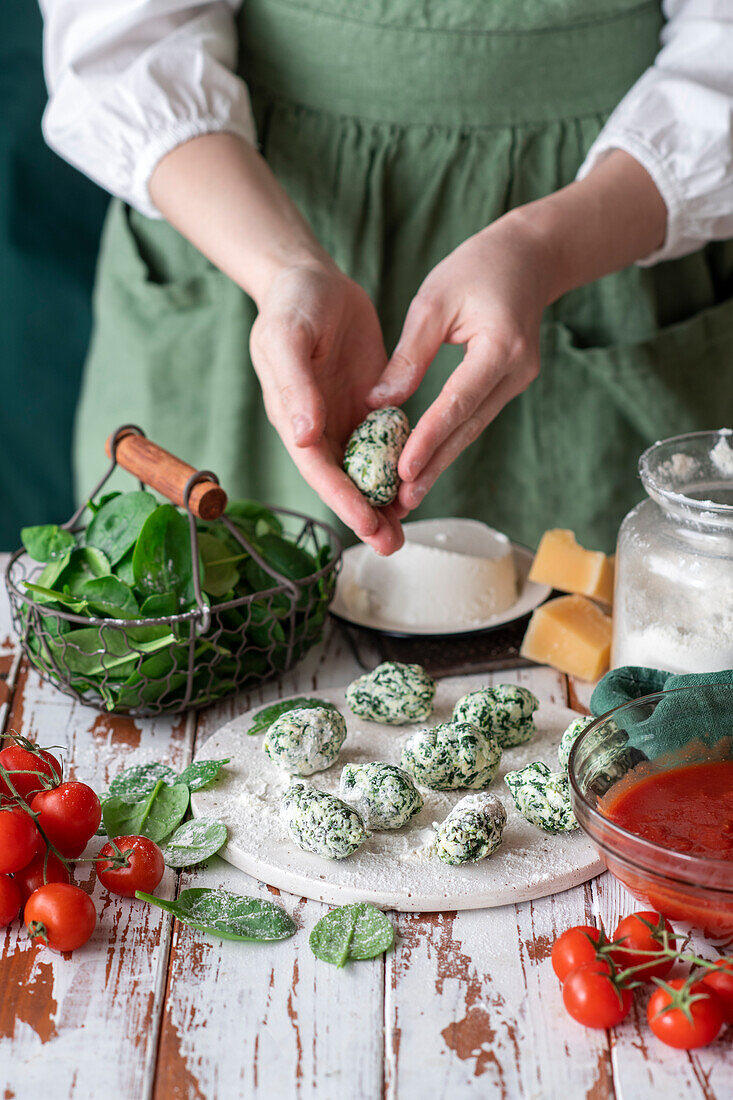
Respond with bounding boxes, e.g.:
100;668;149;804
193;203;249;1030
591;667;733;716
589;667;733;765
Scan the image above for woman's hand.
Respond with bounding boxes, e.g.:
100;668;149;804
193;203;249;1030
366;216;550;511
150;133;403;554
367;150;667;512
250;259;405;554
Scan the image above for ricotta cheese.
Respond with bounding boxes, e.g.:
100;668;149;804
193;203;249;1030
281;783;368;859
336;518;517;631
504;761;578;834
346;661;436;725
434;793;507;865
400;721;502;790
339;762;423;830
264;706;347;776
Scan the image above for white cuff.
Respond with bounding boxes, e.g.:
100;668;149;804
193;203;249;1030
577;131;687;267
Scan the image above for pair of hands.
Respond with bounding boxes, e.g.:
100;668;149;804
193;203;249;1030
250;215;548;556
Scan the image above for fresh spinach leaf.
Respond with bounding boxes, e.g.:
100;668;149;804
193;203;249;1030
21;525;76;563
139;592;179;618
135;887;297;941
23;583;87;613
76;576;139;619
102;780;189;842
58;547;113;595
163;818;227;867
178;758;230;791
198;533;243;598
47;624;175;676
309;904;394;967
225;501;283;537
247;696;336;736
108;761;178;800
116;549;136;587
133;505;197;607
86;491;158;565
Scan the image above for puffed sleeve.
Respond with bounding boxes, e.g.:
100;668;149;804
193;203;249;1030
577;0;733;264
40;0;256;218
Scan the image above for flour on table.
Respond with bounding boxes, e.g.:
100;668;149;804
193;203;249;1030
191;675;602;911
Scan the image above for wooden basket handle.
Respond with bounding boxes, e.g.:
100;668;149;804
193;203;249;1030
106;430;228;520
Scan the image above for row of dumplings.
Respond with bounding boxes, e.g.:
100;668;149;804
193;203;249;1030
260;662;593;865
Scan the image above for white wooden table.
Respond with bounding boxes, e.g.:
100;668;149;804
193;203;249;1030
1;552;730;1099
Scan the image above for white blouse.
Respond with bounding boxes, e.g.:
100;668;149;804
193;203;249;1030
40;0;733;265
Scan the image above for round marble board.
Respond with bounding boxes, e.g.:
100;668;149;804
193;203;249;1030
191;674;604;912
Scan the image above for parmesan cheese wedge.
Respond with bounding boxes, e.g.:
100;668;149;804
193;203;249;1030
528;529;614;605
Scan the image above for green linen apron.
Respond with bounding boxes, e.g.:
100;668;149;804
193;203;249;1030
76;0;733;553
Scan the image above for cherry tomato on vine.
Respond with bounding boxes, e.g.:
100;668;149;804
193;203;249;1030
562;960;633;1029
647;979;723;1049
701;960;733;1024
30;782;101;858
25;883;96;953
0;874;22;926
13;851;71;904
551;925;603;982
97;835;164;897
0;742;61;805
610;911;676;981
0;808;42;873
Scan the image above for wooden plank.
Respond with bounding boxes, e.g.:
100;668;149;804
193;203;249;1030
0;555;196;1100
153;621;386;1100
592;875;733;1100
384;667;616;1099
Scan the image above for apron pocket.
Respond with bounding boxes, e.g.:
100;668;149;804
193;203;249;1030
529;295;733;549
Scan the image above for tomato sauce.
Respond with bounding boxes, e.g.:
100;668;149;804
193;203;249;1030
604;761;733;861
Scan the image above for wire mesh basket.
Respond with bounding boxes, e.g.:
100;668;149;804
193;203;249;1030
5;426;342;716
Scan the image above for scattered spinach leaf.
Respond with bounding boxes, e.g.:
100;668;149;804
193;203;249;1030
309;903;394;967
163;818;227;867
102;780;189;842
136;888;297;942
178;758;230;791
108;762;178;800
247;696;336;736
21;524;76;563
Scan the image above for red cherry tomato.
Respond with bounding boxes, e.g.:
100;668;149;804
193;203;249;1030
701;960;733;1024
0;874;22;926
25;883;96;953
562;960;633;1029
30;782;101;858
551;925;602;982
0;743;61;805
12;851;71;905
610;911;676;981
647;979;723;1049
97;835;164;897
0;808;42;873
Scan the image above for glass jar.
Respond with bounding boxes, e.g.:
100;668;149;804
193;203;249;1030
612;430;733;674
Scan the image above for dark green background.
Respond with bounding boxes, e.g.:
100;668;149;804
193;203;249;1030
0;0;107;548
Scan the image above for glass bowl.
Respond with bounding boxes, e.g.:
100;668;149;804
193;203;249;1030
569;684;733;935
